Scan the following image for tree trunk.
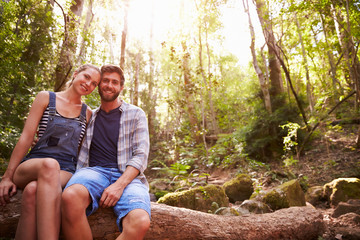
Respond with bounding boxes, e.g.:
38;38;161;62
254;0;283;99
53;0;85;92
133;52;140;106
120;0;129;70
204;23;219;136
76;0;94;65
331;1;360;147
0;193;325;240
295;13;314;112
320;14;341;100
148;0;157;139
243;0;271;114
182;42;201;143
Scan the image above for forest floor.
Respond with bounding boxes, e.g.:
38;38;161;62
203;125;360;240
148;125;360;239
263;125;360;240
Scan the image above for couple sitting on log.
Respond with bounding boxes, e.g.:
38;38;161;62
0;64;151;240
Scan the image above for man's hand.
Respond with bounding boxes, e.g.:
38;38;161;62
0;178;17;206
99;183;124;208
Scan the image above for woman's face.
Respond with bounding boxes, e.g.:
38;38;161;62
72;68;101;95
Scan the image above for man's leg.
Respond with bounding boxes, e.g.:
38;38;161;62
61;184;92;240
116;209;150;240
113;177;151;240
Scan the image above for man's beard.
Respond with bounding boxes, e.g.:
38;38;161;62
99;88;120;102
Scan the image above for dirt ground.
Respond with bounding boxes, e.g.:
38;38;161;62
293;126;360;240
205;125;360;240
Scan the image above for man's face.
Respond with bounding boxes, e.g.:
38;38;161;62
98;72;124;102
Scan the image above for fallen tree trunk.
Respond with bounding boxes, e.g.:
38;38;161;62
0;192;325;240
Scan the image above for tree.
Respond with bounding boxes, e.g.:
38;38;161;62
243;0;272;114
120;0;129;70
53;0;85;92
0;0;58;158
254;0;284;100
76;0;95;65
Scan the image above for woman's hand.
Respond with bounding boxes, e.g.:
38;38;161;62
0;177;17;206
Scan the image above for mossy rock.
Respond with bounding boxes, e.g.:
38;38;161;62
323;178;360;206
262;179;306;211
239;199;272;214
305;186;325;206
214;207;239;216
223;174;254;203
157;184;229;213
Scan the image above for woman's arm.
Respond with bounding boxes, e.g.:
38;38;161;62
0;91;48;205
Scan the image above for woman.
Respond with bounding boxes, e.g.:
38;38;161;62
0;64;101;240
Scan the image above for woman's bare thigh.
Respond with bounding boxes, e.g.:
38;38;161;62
13;158;51;189
12;158;73;189
60;170;73;188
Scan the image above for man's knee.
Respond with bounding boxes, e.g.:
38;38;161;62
62;184;90;214
123;209;150;234
137;213;150;233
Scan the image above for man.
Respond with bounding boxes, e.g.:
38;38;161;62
61;64;151;240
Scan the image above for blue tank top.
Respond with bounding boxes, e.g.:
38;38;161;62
24;91;87;165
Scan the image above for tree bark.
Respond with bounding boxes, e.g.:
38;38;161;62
0;193;325;240
120;0;129;70
147;0;157;139
133;52;140;106
182;41;201;143
76;0;94;65
53;0;85;92
295;13;314;112
254;0;284;99
244;0;272;114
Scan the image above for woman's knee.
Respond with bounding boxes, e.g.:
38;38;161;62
21;181;37;209
38;158;60;180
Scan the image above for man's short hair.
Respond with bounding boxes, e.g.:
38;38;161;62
101;64;125;86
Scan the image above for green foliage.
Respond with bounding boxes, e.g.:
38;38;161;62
0;0;59;159
207;131;246;167
169;162;191;176
280;122;300;166
240;96;304;162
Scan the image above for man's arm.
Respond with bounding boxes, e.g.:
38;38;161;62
125;109;150;174
99;166;139;208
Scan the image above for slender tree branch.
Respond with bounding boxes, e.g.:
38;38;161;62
54;0;68;41
297;90;356;157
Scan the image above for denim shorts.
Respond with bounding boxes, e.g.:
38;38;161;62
22;153;76;174
65;166;151;231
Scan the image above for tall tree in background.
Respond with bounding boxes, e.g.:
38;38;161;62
295;12;314;112
76;0;94;65
147;0;157;139
53;0;85;92
195;0;220;136
182;41;201;143
254;0;284;100
120;0;129;70
243;0;272;114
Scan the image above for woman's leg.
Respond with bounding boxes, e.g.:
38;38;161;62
15;181;37;240
13;158;72;240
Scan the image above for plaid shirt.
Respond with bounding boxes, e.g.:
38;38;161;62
76;100;149;186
